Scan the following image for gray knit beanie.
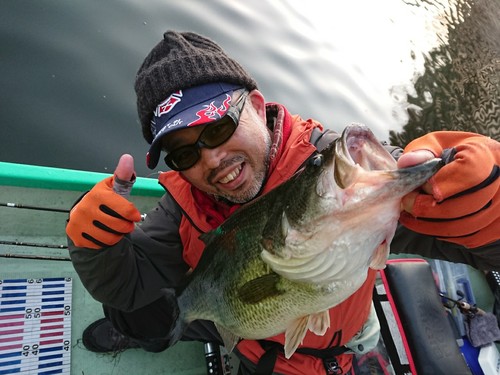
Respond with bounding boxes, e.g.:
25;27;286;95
135;30;258;144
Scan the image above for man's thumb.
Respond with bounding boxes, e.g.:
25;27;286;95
113;154;136;197
115;154;135;181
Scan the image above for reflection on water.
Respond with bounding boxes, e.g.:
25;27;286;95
389;0;500;147
0;0;498;176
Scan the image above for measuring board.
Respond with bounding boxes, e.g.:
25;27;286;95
0;277;72;375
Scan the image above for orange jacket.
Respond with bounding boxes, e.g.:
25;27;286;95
159;106;373;374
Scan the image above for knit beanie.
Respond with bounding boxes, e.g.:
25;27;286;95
135;30;258;144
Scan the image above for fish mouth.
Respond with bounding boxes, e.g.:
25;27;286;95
334;124;397;188
341;124;396;170
333;124;442;190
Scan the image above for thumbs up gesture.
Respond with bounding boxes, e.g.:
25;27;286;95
66;154;142;249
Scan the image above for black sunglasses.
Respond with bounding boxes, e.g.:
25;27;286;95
164;91;249;171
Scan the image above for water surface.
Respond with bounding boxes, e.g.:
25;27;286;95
1;0;498;177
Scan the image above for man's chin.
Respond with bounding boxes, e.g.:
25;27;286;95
217;185;262;205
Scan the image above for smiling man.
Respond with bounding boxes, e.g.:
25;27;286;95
66;30;500;375
155;86;271;204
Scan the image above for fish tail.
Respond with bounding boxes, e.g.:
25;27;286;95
161;288;186;346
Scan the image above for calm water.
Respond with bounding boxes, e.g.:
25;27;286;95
1;0;498;178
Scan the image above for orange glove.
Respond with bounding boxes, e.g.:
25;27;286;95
399;131;499;248
66;155;141;249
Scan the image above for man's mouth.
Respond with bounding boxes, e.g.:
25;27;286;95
218;164;243;184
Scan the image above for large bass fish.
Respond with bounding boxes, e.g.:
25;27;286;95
165;124;441;358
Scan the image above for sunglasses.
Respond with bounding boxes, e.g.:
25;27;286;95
164;91;249;171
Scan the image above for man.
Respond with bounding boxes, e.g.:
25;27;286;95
66;30;499;375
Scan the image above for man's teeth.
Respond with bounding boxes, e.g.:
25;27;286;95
219;165;242;184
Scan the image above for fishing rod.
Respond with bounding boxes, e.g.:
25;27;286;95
0;240;70;261
439;292;485;317
0;202;70;213
0;253;70;261
1;202;69;261
0;240;67;249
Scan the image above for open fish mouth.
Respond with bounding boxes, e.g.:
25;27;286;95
332;123;443;197
339;124;397;172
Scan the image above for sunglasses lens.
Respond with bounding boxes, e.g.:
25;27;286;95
200;119;236;147
165;147;200;171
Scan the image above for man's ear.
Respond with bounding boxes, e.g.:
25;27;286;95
248;89;266;121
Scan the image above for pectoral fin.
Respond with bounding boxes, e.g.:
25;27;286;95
238;273;283;304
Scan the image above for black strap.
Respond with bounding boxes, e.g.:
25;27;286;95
254;342;279;375
255;335;348;375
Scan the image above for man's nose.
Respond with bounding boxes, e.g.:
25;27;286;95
199;146;226;169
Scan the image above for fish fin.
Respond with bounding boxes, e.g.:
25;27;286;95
215;323;240;353
284;312;332;358
308;310;330;336
369;241;389;270
284;316;309;359
238;273;283;304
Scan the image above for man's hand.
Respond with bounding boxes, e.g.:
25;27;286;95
398;150;435;214
66;154;141;249
397;132;499;248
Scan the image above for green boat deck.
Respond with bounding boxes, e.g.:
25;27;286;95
0;162;208;375
0;161;496;375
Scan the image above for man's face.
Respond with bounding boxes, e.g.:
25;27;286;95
163;90;272;204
